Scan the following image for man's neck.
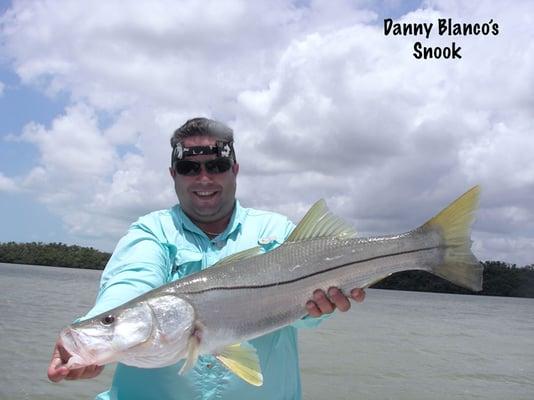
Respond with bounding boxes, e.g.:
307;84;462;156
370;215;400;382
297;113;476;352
196;218;230;236
189;205;235;237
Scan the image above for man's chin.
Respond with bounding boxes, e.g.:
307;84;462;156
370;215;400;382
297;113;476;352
190;201;236;223
190;204;223;220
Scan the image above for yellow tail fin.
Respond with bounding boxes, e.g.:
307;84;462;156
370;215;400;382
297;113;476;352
422;186;483;291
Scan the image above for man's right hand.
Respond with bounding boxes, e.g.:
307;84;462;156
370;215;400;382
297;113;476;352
47;339;104;382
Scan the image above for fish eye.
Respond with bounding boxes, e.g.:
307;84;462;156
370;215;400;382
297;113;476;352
101;314;115;325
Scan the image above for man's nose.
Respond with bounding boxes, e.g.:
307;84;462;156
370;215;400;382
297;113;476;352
196;166;214;182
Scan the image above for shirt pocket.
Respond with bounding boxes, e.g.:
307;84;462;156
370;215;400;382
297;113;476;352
172;248;203;280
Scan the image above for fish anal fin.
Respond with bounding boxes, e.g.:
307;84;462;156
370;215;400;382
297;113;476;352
287;199;357;242
215;343;263;386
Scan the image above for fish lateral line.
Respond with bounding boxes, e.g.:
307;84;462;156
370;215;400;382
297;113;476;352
180;244;442;294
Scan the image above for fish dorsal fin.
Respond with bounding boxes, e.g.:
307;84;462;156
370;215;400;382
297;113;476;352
216;343;263;386
287;199;357;242
211;246;263;268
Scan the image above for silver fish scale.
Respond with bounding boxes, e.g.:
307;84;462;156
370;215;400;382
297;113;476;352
173;229;441;292
172;229;444;351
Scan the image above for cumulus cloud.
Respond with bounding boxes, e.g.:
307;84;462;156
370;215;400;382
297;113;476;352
10;103;180;244
0;172;18;192
1;0;304;113
1;0;533;264
234;0;534;263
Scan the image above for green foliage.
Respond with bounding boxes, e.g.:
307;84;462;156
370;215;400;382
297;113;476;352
1;242;532;298
372;261;534;298
0;241;111;270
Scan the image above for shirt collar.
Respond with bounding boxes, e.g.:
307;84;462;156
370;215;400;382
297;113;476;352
174;200;245;240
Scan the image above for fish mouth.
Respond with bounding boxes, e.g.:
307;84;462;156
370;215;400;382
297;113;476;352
60;327;78;355
60;327;110;368
60;327;91;367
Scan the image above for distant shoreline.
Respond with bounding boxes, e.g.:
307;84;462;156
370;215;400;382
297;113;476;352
1;241;533;298
0;261;104;270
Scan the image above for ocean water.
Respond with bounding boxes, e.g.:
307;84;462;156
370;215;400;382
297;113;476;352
1;263;532;400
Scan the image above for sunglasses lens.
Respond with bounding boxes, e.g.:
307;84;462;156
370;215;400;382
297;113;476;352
175;160;201;176
205;158;233;174
174;158;232;176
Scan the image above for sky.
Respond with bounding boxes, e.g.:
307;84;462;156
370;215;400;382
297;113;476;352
0;0;533;266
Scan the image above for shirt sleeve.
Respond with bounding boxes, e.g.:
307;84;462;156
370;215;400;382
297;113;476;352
80;217;174;320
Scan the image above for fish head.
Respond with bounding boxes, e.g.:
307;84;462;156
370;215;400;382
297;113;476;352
60;295;196;368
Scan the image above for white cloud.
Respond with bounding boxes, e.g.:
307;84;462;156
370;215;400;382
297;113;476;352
12;104;179;244
0;80;4;96
0;172;18;192
1;0;533;265
233;0;534;265
1;0;304;112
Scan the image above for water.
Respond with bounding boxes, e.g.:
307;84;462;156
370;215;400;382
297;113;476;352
1;263;533;400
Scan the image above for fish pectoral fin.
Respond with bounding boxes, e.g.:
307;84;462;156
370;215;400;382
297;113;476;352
179;334;201;375
215;343;263;387
287;199;357;242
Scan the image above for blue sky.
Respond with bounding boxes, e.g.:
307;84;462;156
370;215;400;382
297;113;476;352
1;0;533;265
0;34;70;244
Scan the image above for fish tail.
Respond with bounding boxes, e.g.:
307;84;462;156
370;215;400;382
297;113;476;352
422;186;483;291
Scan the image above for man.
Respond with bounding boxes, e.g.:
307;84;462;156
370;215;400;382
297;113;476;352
48;117;365;399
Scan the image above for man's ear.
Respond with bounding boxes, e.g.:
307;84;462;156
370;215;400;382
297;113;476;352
169;167;176;178
232;162;239;176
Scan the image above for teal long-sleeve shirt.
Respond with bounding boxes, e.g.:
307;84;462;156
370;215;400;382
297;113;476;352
84;201;325;400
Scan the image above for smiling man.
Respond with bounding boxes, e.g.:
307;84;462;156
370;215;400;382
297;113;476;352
47;117;365;400
169;122;239;236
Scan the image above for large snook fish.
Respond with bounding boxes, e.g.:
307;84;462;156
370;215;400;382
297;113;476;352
60;187;482;386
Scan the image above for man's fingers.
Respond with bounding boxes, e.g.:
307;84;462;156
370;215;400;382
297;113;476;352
351;288;366;303
313;290;335;314
48;342;70;382
47;363;69;382
328;288;351;312
51;364;104;382
307;287;366;318
65;367;86;380
83;365;105;379
306;301;322;317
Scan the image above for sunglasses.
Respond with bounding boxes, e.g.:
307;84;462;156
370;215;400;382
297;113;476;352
174;157;233;176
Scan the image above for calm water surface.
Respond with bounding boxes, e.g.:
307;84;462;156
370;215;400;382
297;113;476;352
1;263;533;399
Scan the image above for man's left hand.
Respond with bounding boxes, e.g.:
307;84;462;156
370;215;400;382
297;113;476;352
306;288;366;317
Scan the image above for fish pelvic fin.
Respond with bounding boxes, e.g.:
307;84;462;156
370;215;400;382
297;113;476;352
215;342;263;387
179;330;201;375
287;199;357;242
422;186;483;291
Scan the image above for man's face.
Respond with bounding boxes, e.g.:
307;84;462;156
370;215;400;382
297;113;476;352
169;136;239;224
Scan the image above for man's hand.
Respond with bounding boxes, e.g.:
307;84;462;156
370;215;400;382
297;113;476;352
47;339;104;382
306;288;366;317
